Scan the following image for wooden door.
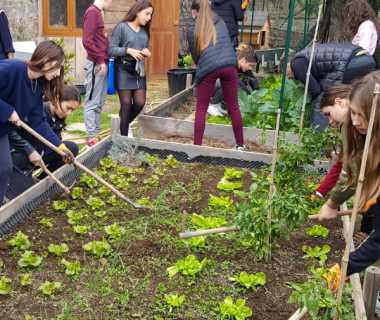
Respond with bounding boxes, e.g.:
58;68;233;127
147;0;180;79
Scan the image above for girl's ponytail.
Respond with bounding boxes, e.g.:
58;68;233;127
192;0;217;56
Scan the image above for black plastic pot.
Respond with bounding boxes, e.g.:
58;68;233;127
166;68;196;97
75;84;86;95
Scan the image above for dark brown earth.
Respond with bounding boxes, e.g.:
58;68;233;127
0;161;345;320
165;97;197;120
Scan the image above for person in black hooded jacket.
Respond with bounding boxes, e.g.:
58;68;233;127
188;0;245;150
211;0;248;48
5;85;81;201
0;9;15;60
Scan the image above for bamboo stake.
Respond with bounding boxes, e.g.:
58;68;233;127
178;210;361;239
265;109;281;262
297;4;323;146
333;84;380;320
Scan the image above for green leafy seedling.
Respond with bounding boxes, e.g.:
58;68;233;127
93;169;109;179
135;197;153;207
228;272;266;291
53;200;68;211
83;237;112;258
220;296;252;320
224;168;245;180
79;173;98;189
134;168;144;175
94;211;106;217
143;175;159;187
116;165;131;175
48;243;69;256
208;194;235;211
0;277;12;295
127;175;137;183
61;259;81;276
8;231;32;253
156;167;166;175
104;222;126;238
71;187;83;200
99;158;117;169
73;225;89;235
18;251;43;267
162;154;179;168
166;255;207;278
20;274;34;286
165;291;185;312
108;195;120;206
39;218;53;228
217;177;242;192
86;196;105;210
117;180;130;190
302;245;331;265
66;210;88;225
38;281;61;295
191;213;226;230
184;236;207;249
306;225;329;238
96;186;111;199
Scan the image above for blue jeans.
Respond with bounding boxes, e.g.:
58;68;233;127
0;135;13;207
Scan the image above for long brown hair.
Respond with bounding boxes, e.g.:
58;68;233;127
191;0;217;56
320;84;352;108
121;0;154;39
26;40;65;108
342;71;380;207
343;0;379;38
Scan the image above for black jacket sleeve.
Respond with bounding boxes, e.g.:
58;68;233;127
291;56;321;100
0;12;15;55
347;196;380;276
231;1;246;22
246;70;259;91
8;131;36;157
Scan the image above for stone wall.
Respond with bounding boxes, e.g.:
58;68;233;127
1;0;39;42
179;0;193;57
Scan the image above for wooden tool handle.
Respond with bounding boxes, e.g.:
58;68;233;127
308;210;365;220
39;165;70;194
179;226;239;239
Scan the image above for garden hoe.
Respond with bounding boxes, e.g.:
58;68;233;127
178;210;364;240
181;210;191;254
19;121;152;210
38;163;70;195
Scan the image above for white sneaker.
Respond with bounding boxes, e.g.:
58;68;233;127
233;144;246;151
207;103;224;117
128;126;134;138
375;291;380;317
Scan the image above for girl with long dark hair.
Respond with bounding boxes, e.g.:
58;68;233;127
6;85;82;201
344;0;379;55
107;1;154;137
0;40;75;206
188;0;245;149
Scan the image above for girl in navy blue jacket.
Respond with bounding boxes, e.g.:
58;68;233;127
0;40;75;206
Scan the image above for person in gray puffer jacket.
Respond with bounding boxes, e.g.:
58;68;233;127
282;43;375;131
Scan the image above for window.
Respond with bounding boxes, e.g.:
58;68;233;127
43;0;93;37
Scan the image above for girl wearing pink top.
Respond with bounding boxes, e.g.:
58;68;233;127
344;0;379;55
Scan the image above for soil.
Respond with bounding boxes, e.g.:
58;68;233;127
0;161;345;320
151;136;272;154
165;97;197;120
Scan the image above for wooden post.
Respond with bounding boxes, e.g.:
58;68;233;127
334;84;380;320
363;266;380;320
111;115;121;136
186;74;193;89
265;109;281;262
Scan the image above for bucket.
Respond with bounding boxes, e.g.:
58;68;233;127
107;59;117;95
166;68;196;97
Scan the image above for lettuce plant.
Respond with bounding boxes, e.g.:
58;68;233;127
96;186;111;199
61;259;81;276
7;231;32;252
38;281;61;295
143;175;159;187
48;243;69;256
302;245;330;265
116;165;132;175
224;168;245;180
99;158;117;169
108;195;120;206
94;211;106;217
109;174;122;184
66;210;88;225
104;222;126;238
86;196;105;210
83;238;111;258
18;251;43;267
145;153;160;166
39;218;53;228
165;291;185;311
127;175;137;183
71;187;83;200
306;225;329;238
117;180;130;190
217;177;242;192
0;277;11;295
134;168;144;175
208;194;235;211
162;155;178;168
93;169;110;179
53;200;68;211
20;274;34;286
156;167;166;175
191;213;226;230
228;272;266;291
135;197;153;207
73;225;89;235
184;236;207;249
220;296;252;320
79;174;98;189
166;255;207;278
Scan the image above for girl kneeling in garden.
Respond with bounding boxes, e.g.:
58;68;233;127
5;85;82;201
188;0;245;150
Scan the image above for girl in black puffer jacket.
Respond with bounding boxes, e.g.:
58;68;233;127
187;0;245;150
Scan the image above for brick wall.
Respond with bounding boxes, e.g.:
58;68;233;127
1;0;39;42
179;0;193;57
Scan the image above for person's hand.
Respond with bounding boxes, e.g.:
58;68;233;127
127;48;144;60
28;150;44;167
8;111;21;126
97;63;107;76
58;144;75;164
317;201;339;222
323;263;347;291
242;13;247;22
242;0;249;9
142;48;151;57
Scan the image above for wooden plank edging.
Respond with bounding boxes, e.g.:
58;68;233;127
0;136;111;227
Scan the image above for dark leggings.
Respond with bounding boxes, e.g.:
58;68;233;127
0;135;13;207
194;66;244;146
118;89;146;136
